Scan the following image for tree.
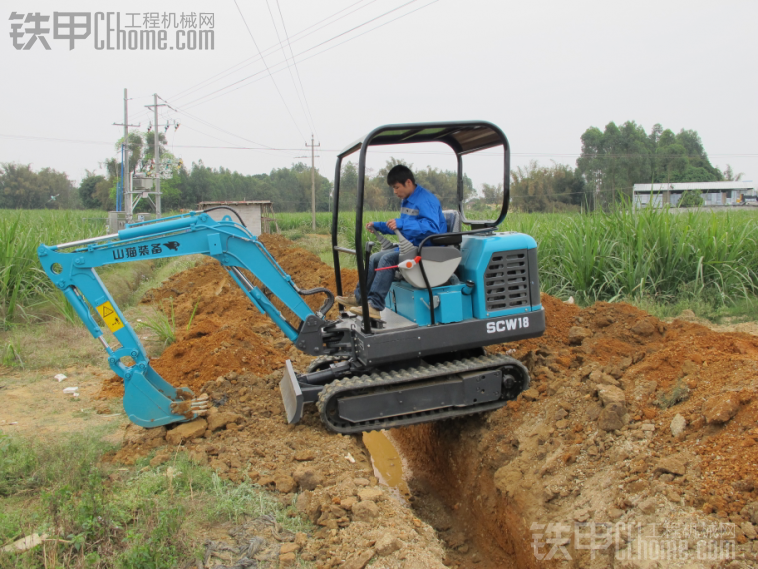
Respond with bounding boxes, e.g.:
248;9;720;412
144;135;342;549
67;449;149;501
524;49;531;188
656;141;688;183
94;177;115;210
577;121;653;208
481;183;503;206
140;131;168;169
414;166;473;209
162;161;332;212
0;163;75;209
722;165;744;181
678;191;704;208
79;173;104;209
510;161;587;212
0;164;42;208
338;161;359;212
577;122;723;208
36;167;77;209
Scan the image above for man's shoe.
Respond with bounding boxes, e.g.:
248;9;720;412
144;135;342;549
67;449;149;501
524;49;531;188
335;295;359;307
349;304;382;320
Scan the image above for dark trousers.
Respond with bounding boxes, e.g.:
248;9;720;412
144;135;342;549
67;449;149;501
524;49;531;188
354;249;399;311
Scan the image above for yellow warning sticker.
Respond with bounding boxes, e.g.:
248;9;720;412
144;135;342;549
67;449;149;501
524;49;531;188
96;301;124;333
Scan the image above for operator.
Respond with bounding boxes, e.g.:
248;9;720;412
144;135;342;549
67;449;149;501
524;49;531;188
336;165;447;320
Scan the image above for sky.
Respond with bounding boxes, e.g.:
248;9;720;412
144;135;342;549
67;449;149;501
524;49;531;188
2;0;757;193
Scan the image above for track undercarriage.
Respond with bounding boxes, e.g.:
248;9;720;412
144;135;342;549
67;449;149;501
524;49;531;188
282;351;530;434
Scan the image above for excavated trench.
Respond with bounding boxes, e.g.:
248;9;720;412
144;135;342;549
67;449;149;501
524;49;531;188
363;426;539;569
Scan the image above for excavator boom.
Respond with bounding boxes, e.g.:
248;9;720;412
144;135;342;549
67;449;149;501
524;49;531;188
38;210;330;427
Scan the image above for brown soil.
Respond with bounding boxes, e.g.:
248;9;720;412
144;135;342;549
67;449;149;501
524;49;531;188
395;296;758;567
99;234;758;568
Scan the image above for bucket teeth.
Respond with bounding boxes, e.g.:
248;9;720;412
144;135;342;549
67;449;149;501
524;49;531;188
190;393;211;415
168;392;211;418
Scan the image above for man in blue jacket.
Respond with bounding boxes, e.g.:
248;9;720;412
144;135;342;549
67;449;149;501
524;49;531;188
336;165;447;319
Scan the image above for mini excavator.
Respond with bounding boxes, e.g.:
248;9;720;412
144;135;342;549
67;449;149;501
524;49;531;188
38;121;545;434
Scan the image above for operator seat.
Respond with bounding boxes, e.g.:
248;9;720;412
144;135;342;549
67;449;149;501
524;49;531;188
397;209;462;288
442;209;461;234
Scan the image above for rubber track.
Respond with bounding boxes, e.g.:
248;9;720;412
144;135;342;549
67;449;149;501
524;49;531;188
317;354;529;434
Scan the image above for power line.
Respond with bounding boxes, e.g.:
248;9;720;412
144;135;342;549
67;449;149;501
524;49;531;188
233;0;307;140
293;0;424;60
169;0;377;104
0;133;112;146
182;0;434;110
178;124;249;150
159;97;277;151
3;133;756;161
264;0;315;138
183;0;423;109
275;0;319;139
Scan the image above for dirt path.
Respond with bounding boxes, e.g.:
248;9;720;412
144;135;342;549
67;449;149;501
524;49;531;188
0;365;126;443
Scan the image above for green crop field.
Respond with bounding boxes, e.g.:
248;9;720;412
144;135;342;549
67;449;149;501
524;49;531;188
2;206;757;329
0;209;107;327
276;206;758;312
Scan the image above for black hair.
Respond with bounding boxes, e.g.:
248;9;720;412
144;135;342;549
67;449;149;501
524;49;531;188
387;165;415;187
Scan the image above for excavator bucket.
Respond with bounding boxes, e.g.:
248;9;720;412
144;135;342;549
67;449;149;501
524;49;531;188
279;360;304;424
122;365;208;427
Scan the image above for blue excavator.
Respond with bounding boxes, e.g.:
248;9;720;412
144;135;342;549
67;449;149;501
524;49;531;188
38;121;545;434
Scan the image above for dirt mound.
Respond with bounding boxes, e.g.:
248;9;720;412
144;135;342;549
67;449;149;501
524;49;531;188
395;296;758;567
101;233;758;567
503;298;758;512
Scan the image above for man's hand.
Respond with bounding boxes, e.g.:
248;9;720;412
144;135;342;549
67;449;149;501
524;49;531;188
387;219;398;231
365;221;376;233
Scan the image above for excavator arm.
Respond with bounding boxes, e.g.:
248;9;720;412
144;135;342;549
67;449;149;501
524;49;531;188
37;210;332;427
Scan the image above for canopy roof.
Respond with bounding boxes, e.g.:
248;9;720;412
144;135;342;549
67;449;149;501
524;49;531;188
338;121;506;158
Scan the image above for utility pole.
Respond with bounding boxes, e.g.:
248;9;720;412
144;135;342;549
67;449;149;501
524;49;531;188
145;94;167;218
124;89;130;214
113;88;139;217
153;93;161;218
306;135;320;230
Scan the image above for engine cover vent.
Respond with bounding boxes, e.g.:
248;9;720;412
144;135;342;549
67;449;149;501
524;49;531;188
484;249;529;312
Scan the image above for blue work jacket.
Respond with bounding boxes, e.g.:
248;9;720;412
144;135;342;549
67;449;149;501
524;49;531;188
373;184;447;246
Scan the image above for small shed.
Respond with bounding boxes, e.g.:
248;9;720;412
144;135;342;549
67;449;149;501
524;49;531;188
197;201;279;236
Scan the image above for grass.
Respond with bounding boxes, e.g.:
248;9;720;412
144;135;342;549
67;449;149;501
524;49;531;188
2;339;23;368
186;301;199;332
277;206;758;316
137;298;177;348
0;430;314;569
0;254;203;372
0;209;199;330
655;379;691;409
0;210;107;328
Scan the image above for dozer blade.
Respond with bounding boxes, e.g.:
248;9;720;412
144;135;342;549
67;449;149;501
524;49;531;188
123;365;209;427
279;359;304;424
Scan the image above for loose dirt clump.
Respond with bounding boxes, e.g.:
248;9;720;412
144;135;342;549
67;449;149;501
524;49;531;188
100;234;758;568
